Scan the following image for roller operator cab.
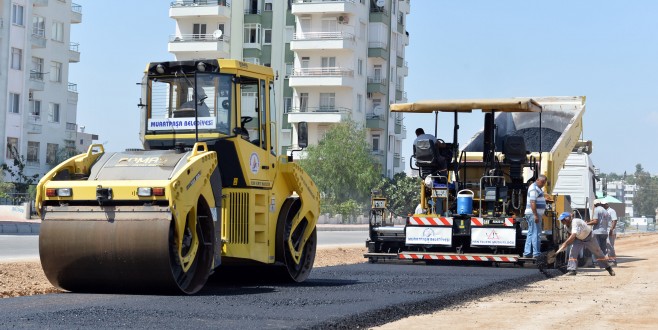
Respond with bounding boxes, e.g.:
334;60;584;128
36;59;320;294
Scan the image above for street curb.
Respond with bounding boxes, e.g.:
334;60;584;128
0;222;40;235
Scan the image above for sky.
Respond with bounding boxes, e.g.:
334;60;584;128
70;1;658;175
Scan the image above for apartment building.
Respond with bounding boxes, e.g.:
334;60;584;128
167;0;410;178
168;0;292;154
599;180;637;217
288;0;409;177
0;0;93;182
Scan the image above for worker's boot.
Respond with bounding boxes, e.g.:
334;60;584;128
567;270;577;276
606;266;616;276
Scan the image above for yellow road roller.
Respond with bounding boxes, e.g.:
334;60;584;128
35;59;319;294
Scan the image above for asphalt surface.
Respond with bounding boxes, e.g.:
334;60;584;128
0;262;545;329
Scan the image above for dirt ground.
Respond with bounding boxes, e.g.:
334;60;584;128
0;245;368;298
377;233;658;329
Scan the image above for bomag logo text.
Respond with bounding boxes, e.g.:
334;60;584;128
116;157;164;167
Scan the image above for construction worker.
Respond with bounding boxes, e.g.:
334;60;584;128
558;212;615;276
589;199;610;263
603;201;618;266
523;175;547;258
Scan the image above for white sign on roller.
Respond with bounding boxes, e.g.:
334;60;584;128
470;228;516;246
405;226;452;246
148;117;216;131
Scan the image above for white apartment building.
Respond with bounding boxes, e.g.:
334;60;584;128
168;0;292;154
168;0;410;178
288;0;409;177
599;180;637;217
1;0;93;182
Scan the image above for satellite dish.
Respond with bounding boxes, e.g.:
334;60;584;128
373;105;384;116
212;29;223;40
376;0;384;7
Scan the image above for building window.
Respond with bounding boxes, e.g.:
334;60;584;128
12;4;24;26
264;0;273;11
357;94;363;113
46;143;58;165
6;138;19;159
49;103;60;123
301;56;310;69
27;141;40;164
263;29;272;44
391;67;394;82
321;57;336;73
372;135;380;151
30;100;41;117
319;93;335;112
31;57;44;80
33;16;46;37
243;24;261;44
193;23;207;39
11;48;22;70
357;58;363;76
9;93;20;114
299;93;308;112
284;97;292;113
50;61;62;82
51;21;64;42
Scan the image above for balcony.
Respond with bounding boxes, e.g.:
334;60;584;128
169;0;231;18
395;89;406;101
27;115;42;134
69;42;80;63
369;6;389;23
291;0;357;15
399;0;410;14
289;67;354;88
287;106;351;124
29;71;45;91
168;34;231;56
31;33;47;48
367;77;387;95
291;32;355;51
33;0;48;6
71;3;82;24
371;149;385;165
68;83;78;104
368;42;388;60
396;55;404;67
399;60;408;76
366;113;386;130
65;130;77;140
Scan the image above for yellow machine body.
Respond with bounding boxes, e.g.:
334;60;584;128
36;59;319;294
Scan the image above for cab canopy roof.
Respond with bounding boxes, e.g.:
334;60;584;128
390;98;543;113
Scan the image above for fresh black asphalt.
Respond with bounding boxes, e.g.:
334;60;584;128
0;262;546;329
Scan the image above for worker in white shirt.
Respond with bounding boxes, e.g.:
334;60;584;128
557;212;615;276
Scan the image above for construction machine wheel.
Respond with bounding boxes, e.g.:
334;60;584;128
39;199;215;294
168;198;215;294
276;198;317;282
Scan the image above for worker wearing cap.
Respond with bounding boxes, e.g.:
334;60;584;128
603;201;619;266
523;175;547;258
589;199;611;263
558;212;615;276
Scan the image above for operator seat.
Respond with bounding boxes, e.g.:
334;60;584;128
503;135;527;189
414;138;447;180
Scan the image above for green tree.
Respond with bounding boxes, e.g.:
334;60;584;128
1;145;40;195
376;172;420;217
633;163;658;217
299;121;380;220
